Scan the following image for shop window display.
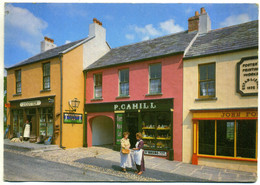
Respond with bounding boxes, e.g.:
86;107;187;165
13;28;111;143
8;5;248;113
39;108;53;137
12;109;23;137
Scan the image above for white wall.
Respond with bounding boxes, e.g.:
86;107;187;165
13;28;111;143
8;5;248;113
92;116;113;145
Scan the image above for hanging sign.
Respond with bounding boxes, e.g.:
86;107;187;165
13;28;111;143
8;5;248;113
63;113;82;123
237;56;258;96
20;100;41;107
116;114;123;144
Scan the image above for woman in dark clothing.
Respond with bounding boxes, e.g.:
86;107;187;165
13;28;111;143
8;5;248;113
133;132;145;175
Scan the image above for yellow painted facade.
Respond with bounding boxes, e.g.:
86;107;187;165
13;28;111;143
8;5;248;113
6;44;85;149
183;49;258;172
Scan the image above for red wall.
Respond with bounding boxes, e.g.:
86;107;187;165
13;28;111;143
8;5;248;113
86;54;183;161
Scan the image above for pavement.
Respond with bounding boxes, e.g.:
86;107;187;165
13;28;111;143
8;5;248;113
4;151;130;181
3;141;258;182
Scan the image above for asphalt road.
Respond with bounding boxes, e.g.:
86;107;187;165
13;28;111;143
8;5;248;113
4;151;129;182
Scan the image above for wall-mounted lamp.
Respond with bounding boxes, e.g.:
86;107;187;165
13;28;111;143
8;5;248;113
67;98;80;112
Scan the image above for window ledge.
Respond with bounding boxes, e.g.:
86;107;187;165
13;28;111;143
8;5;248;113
40;89;51;93
195;97;218;101
145;93;163;97
13;93;22;97
91;98;103;101
116;95;130;99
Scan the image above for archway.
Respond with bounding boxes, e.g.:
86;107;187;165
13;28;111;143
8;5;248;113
91;116;113;146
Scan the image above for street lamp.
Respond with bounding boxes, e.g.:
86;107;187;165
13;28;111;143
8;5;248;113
68;98;80;112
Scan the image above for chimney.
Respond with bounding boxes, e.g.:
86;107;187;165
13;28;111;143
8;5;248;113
89;18;106;42
198;7;211;34
188;11;200;32
41;36;56;52
188;7;211;34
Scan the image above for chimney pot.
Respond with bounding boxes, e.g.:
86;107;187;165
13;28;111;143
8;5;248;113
195;11;199;16
200;7;206;14
44;36;54;43
93;18;102;26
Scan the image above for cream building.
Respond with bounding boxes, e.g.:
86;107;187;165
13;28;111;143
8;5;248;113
183;19;258;172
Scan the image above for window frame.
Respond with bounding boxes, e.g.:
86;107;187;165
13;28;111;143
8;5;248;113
198;62;216;99
118;68;129;97
93;73;102;99
149;63;162;94
42;62;51;90
15;69;21;94
197;119;257;160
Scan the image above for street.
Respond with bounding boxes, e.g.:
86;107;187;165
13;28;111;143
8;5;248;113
4;151;129;181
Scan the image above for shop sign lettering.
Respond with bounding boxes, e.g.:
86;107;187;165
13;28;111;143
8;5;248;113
114;102;157;111
64;113;82;123
220;111;257;118
237;56;258;96
144;150;167;157
20;100;41;107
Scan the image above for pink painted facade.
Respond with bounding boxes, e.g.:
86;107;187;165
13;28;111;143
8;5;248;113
85;54;184;161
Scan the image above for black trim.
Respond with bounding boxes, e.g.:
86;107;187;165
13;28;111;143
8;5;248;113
9;95;56;102
236;56;258;96
91;98;103;101
13;93;22;97
40;89;51;93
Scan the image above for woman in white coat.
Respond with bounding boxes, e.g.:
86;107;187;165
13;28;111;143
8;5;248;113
120;132;132;172
132;132;145;175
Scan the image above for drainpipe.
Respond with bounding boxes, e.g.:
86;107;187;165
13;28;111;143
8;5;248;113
58;54;65;149
83;71;87;147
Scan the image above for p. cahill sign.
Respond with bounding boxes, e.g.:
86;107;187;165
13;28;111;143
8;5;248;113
237;56;258;96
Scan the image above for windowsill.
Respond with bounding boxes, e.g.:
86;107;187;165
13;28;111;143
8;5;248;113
40;89;51;93
145;93;163;97
197;154;257;162
13;93;22;97
91;98;103;101
195;97;218;101
116;95;130;99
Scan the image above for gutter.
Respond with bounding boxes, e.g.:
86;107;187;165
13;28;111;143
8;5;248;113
58;54;65;149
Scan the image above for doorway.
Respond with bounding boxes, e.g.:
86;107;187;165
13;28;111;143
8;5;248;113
26;109;37;137
125;112;139;148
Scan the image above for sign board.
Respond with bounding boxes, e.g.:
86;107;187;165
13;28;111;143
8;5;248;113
64;113;83;123
237;56;258;96
20;100;41;107
116;114;123;144
144;150;167;157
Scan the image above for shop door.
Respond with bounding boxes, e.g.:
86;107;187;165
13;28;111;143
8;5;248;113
125;112;139;148
26;109;37;137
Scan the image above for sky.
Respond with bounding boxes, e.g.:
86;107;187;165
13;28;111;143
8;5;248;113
4;3;259;68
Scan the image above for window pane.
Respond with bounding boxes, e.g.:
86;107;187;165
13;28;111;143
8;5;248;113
236;120;256;158
199;65;207;80
207;81;215;96
150;63;161;78
44;76;50;89
94;74;102;86
43;63;50;76
217;121;234;157
198;120;215;155
207;64;215;80
120;83;129;96
200;81;207;96
95;86;102;98
150;79;161;94
17;82;21;93
120;69;129;83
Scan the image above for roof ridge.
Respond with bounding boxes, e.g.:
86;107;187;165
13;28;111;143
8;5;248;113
110;30;190;51
209;20;258;33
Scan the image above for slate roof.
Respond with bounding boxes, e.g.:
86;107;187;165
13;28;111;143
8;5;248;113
86;31;197;70
6;37;88;70
184;20;258;58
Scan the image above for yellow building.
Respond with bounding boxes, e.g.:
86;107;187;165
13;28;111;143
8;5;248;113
6;19;110;148
183;19;258;172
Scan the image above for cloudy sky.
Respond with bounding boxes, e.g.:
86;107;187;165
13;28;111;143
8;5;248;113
4;3;258;67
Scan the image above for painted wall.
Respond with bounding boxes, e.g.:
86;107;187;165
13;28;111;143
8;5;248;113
86;54;184;161
182;49;258;170
92;116;114;145
62;44;85;148
6;58;61;145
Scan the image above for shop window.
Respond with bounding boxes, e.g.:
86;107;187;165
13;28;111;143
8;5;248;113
198;63;215;98
198;120;215;155
43;62;50;90
217;121;234;157
12;109;23;137
39;108;53;137
15;70;21;94
236;120;256;158
119;69;129;96
149;63;161;94
94;73;102;98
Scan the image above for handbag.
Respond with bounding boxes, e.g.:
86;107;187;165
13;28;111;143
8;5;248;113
122;148;130;154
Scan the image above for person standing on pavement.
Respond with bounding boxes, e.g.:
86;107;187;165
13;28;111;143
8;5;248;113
133;132;145;175
120;132;132;172
23;120;30;141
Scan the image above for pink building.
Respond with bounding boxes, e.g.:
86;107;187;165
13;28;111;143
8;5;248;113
83;29;196;161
